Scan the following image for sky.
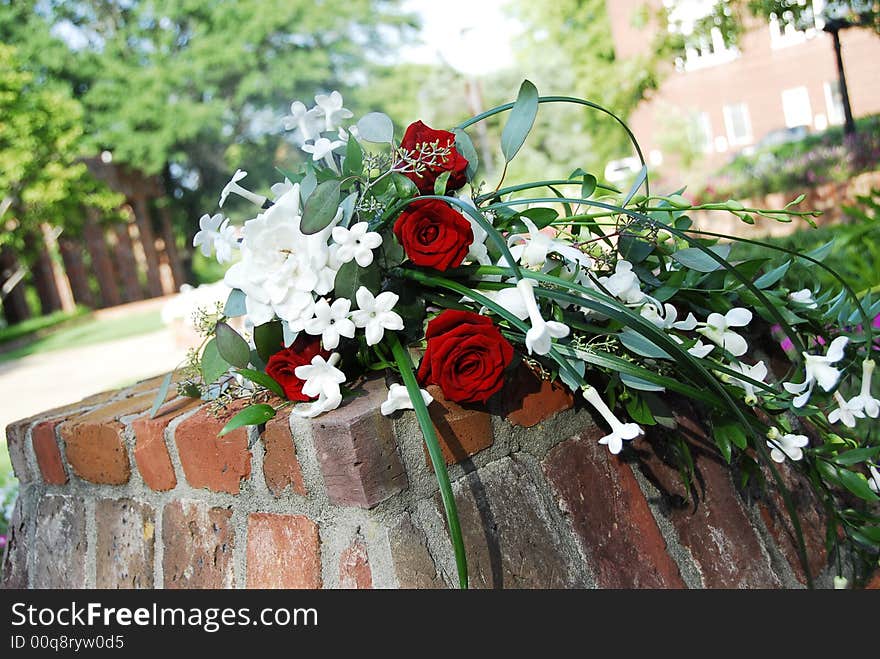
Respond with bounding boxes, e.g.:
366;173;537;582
400;0;520;76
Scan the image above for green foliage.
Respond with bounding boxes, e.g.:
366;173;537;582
0;307;89;345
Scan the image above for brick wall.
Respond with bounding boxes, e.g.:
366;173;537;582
1;367;836;589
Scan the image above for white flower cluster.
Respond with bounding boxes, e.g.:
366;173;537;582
283;91;353;171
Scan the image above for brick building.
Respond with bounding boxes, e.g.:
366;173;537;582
607;0;880;181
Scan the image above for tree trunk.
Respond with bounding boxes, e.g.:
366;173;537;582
111;221;144;303
830;27;856;136
26;231;63;315
59;236;95;308
0;247;31;325
131;193;164;297
83;209;122;308
157;203;186;291
41;224;76;313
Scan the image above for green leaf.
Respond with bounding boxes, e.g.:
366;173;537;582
836;467;880;502
300;171;317;202
215;321;250;369
618;235;653;263
618;327;671;359
219;404;276;436
223;289;247;317
620;373;665;392
434;171;451;195
754;260;791;289
715;420;748;451
343;137;363;176
805;240;834;262
148;373;173;419
501;80;539;162
201;338;229;384
671;245;732;272
254;321;284;363
625;394;656;426
334;259;380;302
235;368;285;398
715;429;733;464
453;128;479;181
391;172;417;199
356;112;394;143
301;180;341;235
621;165;647;207
834;446;880;466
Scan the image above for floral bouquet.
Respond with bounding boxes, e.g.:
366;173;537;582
160;82;880;589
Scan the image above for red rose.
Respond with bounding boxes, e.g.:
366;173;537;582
394;199;473;271
417;310;514;404
265;335;328;401
399;120;469;194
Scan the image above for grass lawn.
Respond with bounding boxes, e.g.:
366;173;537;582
0;310;166;363
0;307;89;346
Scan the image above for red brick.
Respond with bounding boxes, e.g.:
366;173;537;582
339;539;372;589
866;571;880;589
426;385;493;466
59;393;154;485
96;499;155;589
174;403;251;494
0;498;28;589
312;379;407;508
491;364;574;428
543;428;686;588
5;419;34;484
261;410;306;497
246;513;321;589
163;500;235;589
32;495;87;588
637;413;782;588
387;514;446;589
131;398;200;492
32;420;67;485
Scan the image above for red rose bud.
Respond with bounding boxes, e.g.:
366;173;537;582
417;309;514;404
399;120;469;194
393;199;474;271
265;335;329;401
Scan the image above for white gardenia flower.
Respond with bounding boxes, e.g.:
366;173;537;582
350;286;404;346
302;137;345;162
332;222;383;267
767;431;809;463
789;288;818;309
697;308;752;357
728;360;768;405
868;465;880;494
828;392;865;428
508;217;593;269
193;213;238;263
517;278;569;356
582;385;643;454
597;260;645;305
293;352;346;418
380;383;434;416
282;100;323;143
224;183;342;325
219;169;267;208
640;302;698;331
314;91;353;132
848;359;879;418
783;336;849;408
304;298;356;350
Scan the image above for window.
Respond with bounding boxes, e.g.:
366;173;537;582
824;80;845;126
769;0;826;49
781;87;813;128
666;0;740;71
723;103;752;146
689;112;714;153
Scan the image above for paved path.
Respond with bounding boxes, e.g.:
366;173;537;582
0;328;189;445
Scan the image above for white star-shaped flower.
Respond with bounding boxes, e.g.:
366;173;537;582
828;392;865;428
314;91;353;132
193;213;238;263
727;360;768;405
848;359;879;418
507;217;593;269
219;169;267;208
303;298;356;350
582;385;643;455
868;465;880;494
767;432;809;463
380;383;434;416
332;222;383;267
640;302;698;331
597;260;645;305
697;308;752;357
783;336;848;407
282;100;323;143
293;353;346;418
516;278;569;356
350;287;404;346
301;137;345;162
788;288;818;309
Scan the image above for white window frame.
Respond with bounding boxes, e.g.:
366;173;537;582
781;87;813;128
723;103;753;146
824;80;845;126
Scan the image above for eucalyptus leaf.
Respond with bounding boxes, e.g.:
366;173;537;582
453;128;479;181
254;321;284;363
300;171;317;202
235;368;285;398
334;259;380;302
501;80;538;162
148;373;173;419
301;179;341;235
391;172;418;199
201;338;230;384
558;358;585;392
215;321;251;368
223;289;247;317
219;403;276;436
434;171;451;195
620;373;666;392
343;137;363;176
356;112;394;143
754;260;791;289
618;327;671;359
671;245;732;273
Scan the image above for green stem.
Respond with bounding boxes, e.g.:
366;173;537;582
387;333;468;589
